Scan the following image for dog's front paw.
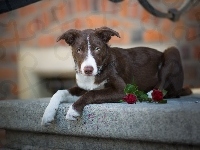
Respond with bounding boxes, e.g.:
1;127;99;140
41;108;56;126
66;105;80;121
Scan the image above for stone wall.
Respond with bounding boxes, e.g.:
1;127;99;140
0;0;200;100
0;95;200;149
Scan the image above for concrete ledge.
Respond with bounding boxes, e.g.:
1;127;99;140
0;94;200;149
4;130;200;150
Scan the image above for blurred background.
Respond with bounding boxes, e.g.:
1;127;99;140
0;0;200;100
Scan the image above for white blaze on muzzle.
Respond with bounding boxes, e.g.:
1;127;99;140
80;35;98;76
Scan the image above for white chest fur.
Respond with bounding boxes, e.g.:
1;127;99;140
76;73;107;91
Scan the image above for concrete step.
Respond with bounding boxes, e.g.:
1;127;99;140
0;93;200;150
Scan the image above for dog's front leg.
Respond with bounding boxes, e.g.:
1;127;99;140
66;81;125;121
41;87;86;126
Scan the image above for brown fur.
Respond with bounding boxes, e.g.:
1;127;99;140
57;27;192;113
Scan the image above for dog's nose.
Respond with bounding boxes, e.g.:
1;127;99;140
84;66;94;75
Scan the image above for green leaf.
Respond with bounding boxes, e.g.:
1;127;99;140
140;93;148;100
135;90;141;95
162;90;168;96
119;100;124;103
124;84;137;94
147;98;153;103
136;90;148;100
137;98;143;102
157;99;167;104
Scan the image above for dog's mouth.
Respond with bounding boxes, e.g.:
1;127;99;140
79;70;95;76
82;72;96;76
84;74;93;76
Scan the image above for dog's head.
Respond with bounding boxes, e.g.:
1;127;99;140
57;27;120;76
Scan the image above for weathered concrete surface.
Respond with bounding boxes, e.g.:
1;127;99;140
0;93;200;149
3;130;200;150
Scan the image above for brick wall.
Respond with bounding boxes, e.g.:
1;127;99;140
0;0;200;100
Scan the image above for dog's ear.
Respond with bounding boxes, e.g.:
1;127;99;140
95;27;120;43
57;29;80;46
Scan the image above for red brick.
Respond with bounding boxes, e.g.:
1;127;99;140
152;17;160;26
0;22;19;49
27;12;50;34
19;26;35;40
54;3;67;22
0;52;17;63
110;31;130;44
193;45;200;61
39;12;49;28
141;9;151;23
111;19;120;28
75;0;86;12
47;25;62;35
0;41;18;49
129;2;139;18
143;29;168;42
187;6;200;21
27;19;45;34
75;0;81;12
11;83;18;96
172;26;186;40
74;18;83;29
10;53;18;62
85;16;93;28
119;0;128;17
123;21;134;29
0;21;18;40
0;68;15;79
19;3;37;17
38;35;55;47
85;0;90;11
171;21;185;40
61;22;69;31
175;20;184;27
25;38;36;47
173;20;184;31
186;27;198;41
161;19;173;33
85;15;107;28
101;0;108;12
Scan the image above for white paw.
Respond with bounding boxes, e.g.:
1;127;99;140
41;108;56;126
147;90;153;98
66;105;80;121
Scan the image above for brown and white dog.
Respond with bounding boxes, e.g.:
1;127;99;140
41;27;191;126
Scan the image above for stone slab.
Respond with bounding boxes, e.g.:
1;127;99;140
2;130;200;150
0;94;200;146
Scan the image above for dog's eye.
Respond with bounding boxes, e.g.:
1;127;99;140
77;48;81;53
95;47;100;51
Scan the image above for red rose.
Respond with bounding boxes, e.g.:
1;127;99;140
151;89;163;101
123;94;137;104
